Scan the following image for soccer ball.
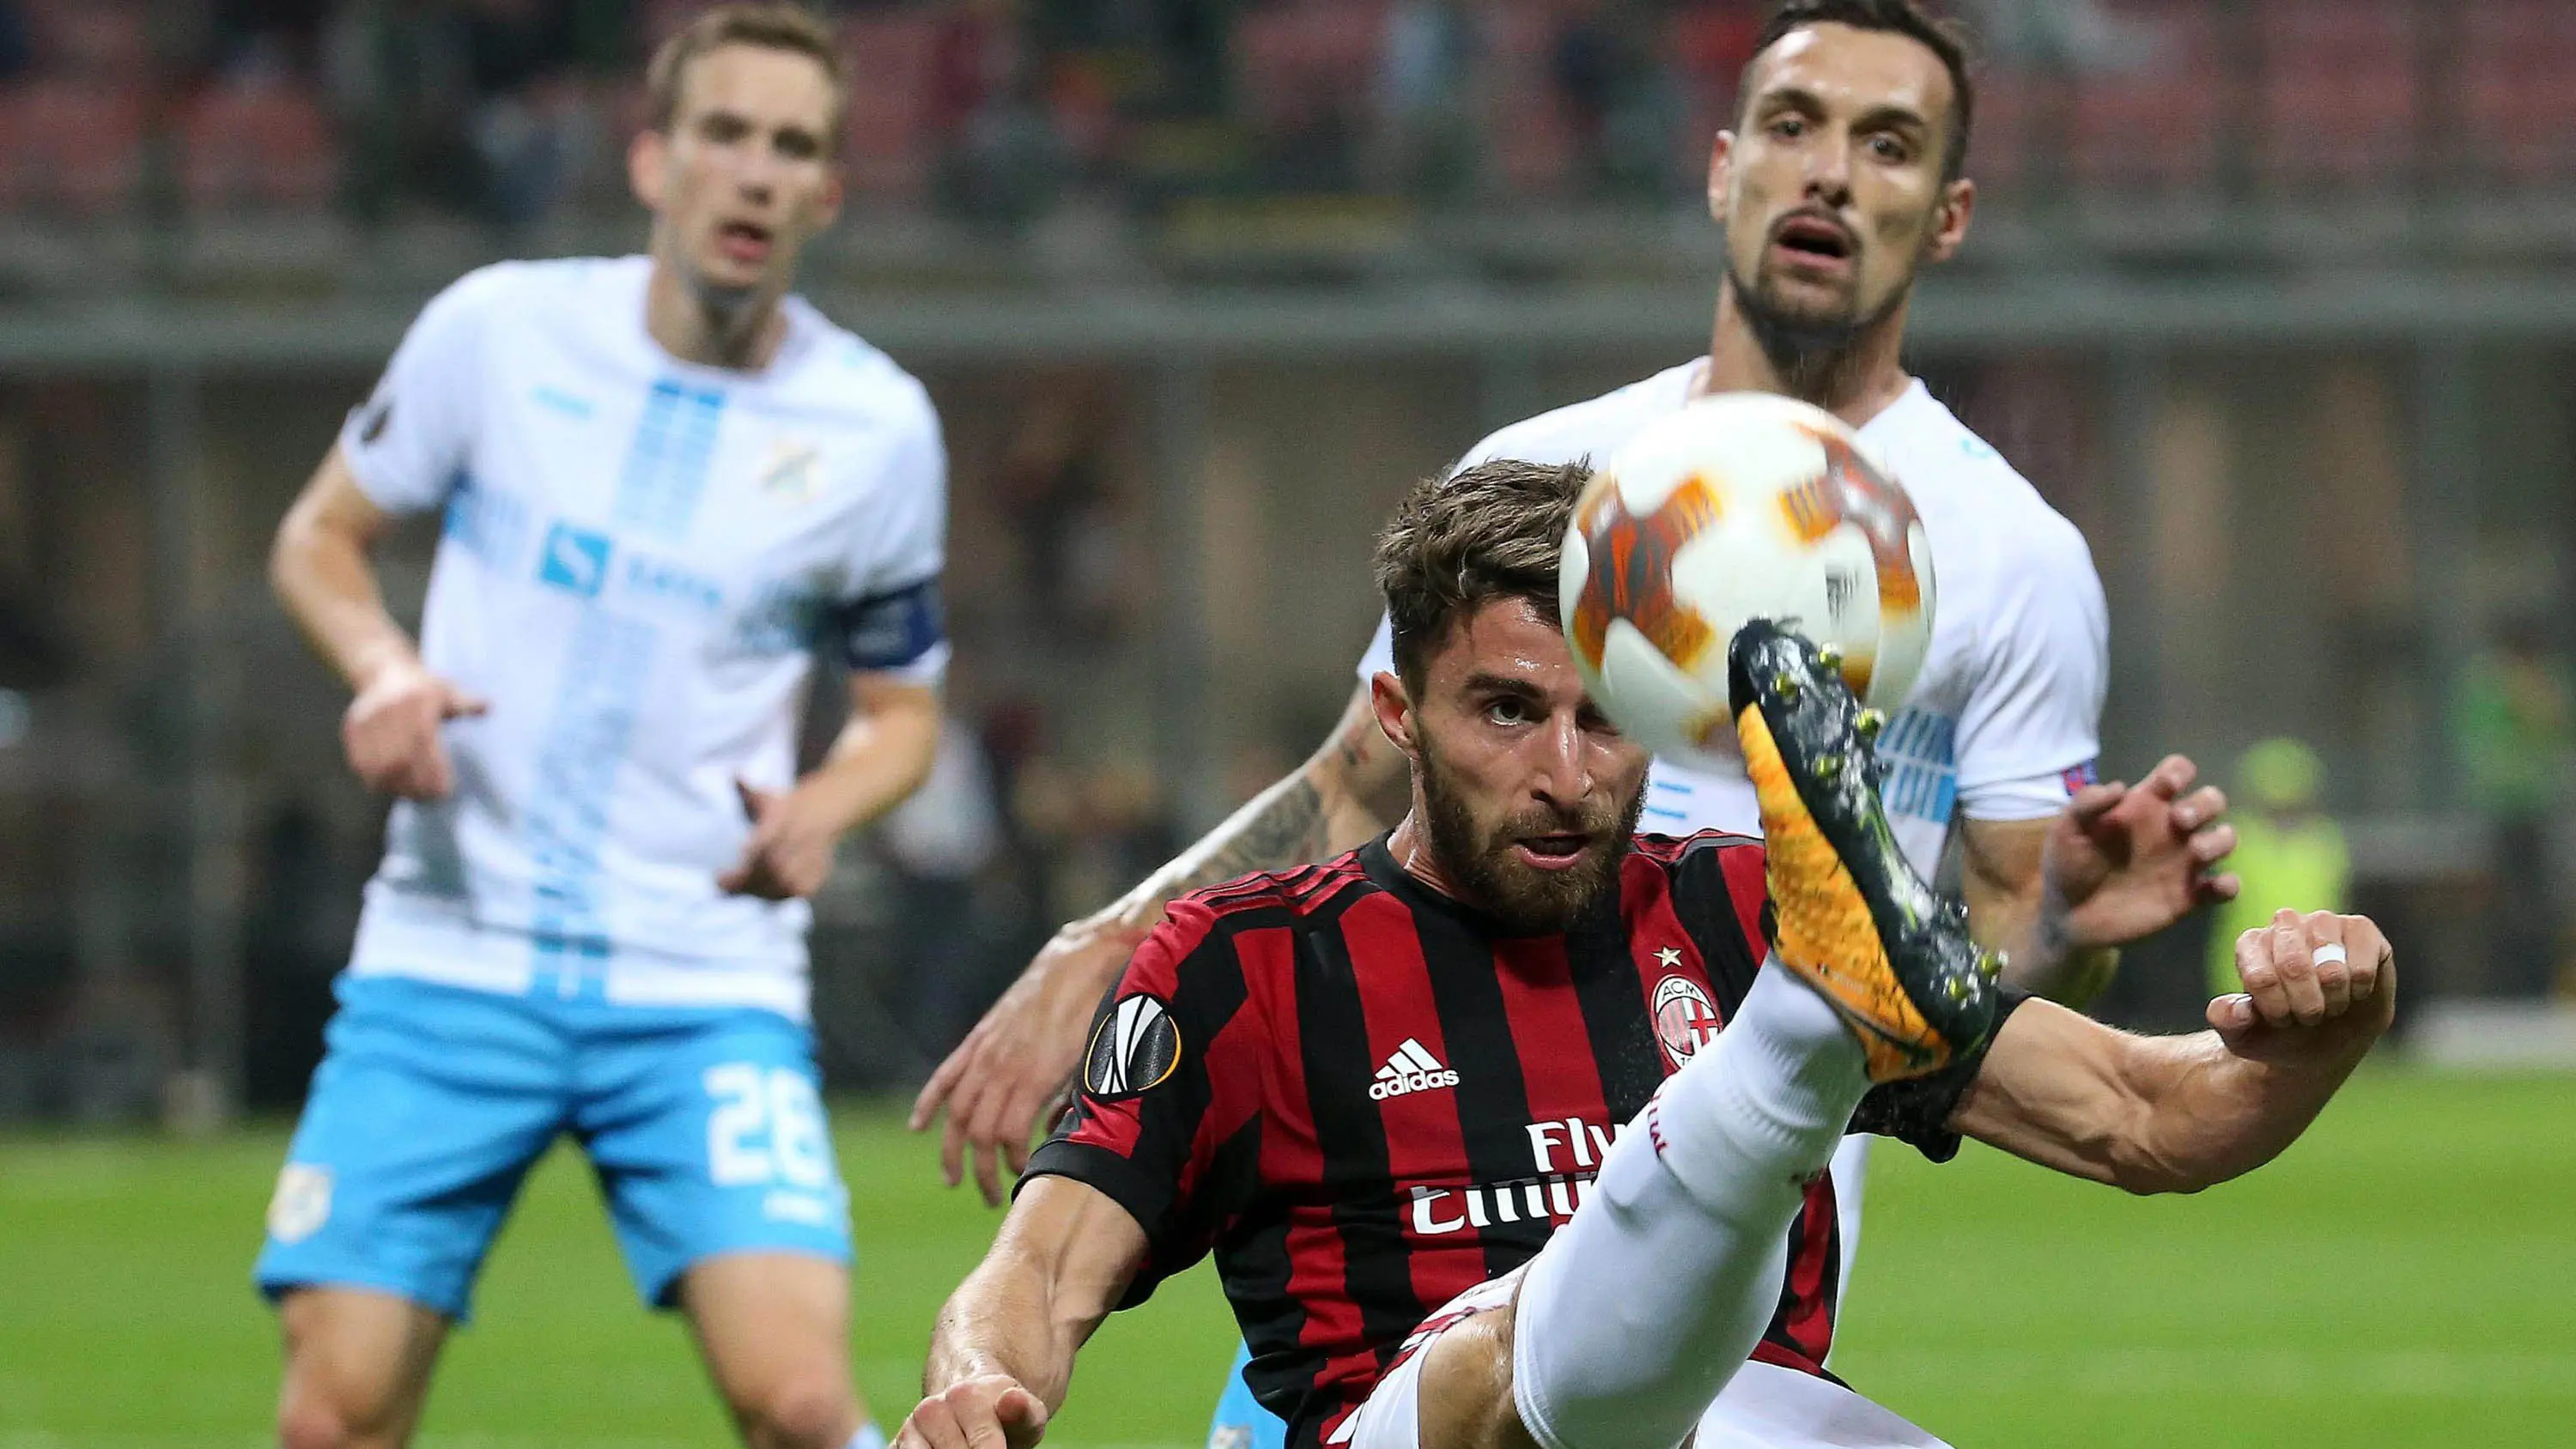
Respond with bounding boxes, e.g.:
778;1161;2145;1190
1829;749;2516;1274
1559;392;1935;772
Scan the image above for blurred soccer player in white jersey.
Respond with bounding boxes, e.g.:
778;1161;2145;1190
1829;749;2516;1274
255;9;941;1449
907;2;2234;1442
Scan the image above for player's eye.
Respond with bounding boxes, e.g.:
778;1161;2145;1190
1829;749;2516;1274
1485;696;1532;726
1867;133;1914;163
1769;115;1807;141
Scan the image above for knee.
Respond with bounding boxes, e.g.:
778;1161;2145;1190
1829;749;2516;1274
276;1391;355;1449
731;1373;855;1449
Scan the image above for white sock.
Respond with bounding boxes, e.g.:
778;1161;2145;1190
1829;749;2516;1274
1510;961;1871;1449
844;1424;885;1449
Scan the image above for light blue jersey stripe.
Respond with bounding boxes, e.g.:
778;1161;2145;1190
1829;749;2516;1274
525;378;728;992
528;612;658;997
615;380;726;543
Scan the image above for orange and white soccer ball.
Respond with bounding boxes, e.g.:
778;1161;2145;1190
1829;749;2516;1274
1559;392;1935;772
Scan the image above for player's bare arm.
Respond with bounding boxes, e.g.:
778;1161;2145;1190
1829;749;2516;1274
1955;908;2391;1193
902;1176;1149;1449
1962;754;2237;1008
908;676;1405;1203
270;444;488;800
721;671;940;900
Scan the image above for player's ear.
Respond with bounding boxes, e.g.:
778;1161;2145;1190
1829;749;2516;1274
1923;175;1974;263
629;126;670;211
1370;671;1419;760
816;167;845;228
1706;130;1736;226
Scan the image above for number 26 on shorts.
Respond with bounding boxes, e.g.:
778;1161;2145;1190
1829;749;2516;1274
703;1063;834;1190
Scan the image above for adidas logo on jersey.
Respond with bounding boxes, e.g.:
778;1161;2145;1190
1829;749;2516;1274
1369;1039;1460;1100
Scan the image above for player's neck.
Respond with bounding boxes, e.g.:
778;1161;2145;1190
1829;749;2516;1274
1702;282;1914;431
645;257;790;373
1386;814;1470;906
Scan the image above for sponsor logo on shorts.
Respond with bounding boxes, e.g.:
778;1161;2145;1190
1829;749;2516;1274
267;1163;333;1244
1084;994;1181;1100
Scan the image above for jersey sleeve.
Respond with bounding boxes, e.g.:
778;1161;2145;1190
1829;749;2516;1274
1019;900;1264;1307
829;384;950;683
338;267;506;515
1847;986;2032;1161
1950;518;2108;822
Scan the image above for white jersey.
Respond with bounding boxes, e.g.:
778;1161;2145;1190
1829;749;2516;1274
1359;359;2108;870
339;256;948;1019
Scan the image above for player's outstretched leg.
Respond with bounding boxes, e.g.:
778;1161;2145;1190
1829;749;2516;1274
1497;623;1996;1449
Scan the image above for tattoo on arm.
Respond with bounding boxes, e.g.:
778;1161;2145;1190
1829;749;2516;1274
1202;778;1331;881
1103;776;1329;933
1095;702;1391;935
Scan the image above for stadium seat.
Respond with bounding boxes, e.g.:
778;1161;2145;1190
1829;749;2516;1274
178;82;340;214
840;14;945;201
642;0;728;52
0;82;145;219
1667;3;1761;179
2253;0;2421;191
1233;1;1390;133
21;0;148;82
2064;0;2227;195
1968;67;2057;196
1478;1;1579;195
2455;2;2576;187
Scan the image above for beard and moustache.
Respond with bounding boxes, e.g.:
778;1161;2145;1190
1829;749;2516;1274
1416;729;1648;936
1727;233;1913;405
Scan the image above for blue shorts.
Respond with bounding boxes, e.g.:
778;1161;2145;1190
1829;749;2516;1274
255;974;850;1321
1208;1340;1288;1449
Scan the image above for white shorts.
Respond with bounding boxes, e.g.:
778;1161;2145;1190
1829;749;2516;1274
1327;1264;1947;1449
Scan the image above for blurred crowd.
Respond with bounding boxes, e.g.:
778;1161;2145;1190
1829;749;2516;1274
6;0;2570;235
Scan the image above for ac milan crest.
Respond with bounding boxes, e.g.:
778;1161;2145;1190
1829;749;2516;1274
1652;973;1722;1067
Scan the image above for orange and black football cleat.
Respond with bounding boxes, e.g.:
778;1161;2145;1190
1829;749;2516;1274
1728;620;2002;1082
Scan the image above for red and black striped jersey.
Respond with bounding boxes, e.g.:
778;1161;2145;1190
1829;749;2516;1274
1023;831;1972;1446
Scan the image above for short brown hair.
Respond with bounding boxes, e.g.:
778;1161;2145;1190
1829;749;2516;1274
1373;458;1591;688
1741;0;1977;182
647;3;846;142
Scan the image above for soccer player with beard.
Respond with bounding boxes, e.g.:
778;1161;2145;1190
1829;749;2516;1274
896;460;2391;1449
909;3;2236;1437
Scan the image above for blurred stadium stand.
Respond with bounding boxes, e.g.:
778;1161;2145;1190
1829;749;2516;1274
3;0;2575;1125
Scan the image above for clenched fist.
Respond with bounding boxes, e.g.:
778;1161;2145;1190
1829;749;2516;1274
2209;908;2395;1057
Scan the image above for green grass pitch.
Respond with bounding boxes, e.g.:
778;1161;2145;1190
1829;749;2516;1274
3;1068;2569;1448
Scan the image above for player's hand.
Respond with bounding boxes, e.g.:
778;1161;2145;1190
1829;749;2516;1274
2208;908;2396;1058
341;660;487;799
897;1374;1049;1449
2040;754;2238;950
910;917;1146;1206
718;780;840;900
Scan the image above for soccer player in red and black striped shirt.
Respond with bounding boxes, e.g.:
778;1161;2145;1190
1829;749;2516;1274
900;461;2395;1449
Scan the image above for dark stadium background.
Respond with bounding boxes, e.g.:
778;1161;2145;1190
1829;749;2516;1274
0;3;2570;1446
